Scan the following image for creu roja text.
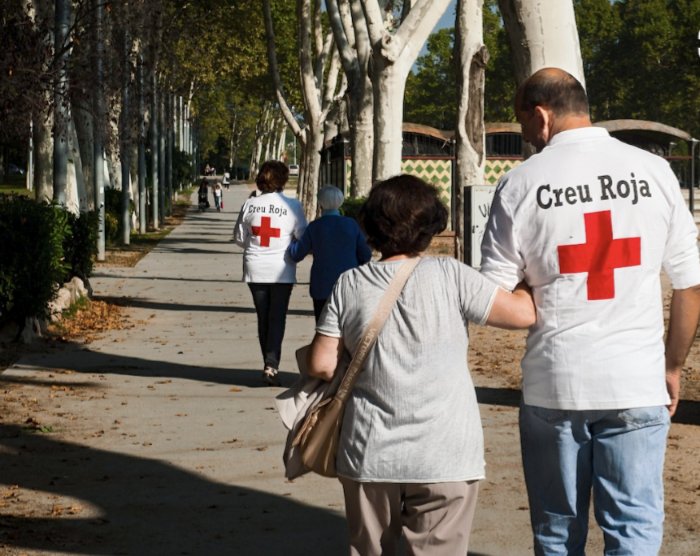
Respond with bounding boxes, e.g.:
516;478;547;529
536;173;652;209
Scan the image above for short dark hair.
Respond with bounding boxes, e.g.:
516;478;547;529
359;174;447;257
516;68;589;117
256;160;289;193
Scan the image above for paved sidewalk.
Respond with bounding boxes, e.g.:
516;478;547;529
2;183;347;555
2;183;619;555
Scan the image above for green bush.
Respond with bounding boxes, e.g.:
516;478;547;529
0;195;69;325
173;149;193;189
104;212;119;242
104;187;134;242
64;211;98;282
340;196;366;222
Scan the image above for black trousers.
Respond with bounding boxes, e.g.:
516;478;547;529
248;283;293;369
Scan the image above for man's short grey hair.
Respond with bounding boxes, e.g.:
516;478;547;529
318;185;344;211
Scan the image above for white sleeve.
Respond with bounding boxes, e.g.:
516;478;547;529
479;180;525;291
662;169;700;289
234;201;248;247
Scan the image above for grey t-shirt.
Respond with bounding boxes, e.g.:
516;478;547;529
317;257;498;482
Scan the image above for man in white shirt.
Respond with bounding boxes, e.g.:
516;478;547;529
480;67;700;555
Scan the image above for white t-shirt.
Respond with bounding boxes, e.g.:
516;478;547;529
481;127;700;410
234;192;307;283
317;257;498;482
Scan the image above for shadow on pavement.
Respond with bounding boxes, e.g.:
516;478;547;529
94;295;315;317
6;343;302;388
0;423;346;555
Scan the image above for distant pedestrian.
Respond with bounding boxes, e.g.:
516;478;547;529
234;160;307;386
223;171;231;190
288;185;372;321
197;179;209;212
213;182;223;211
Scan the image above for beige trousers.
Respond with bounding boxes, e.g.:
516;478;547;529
339;477;479;556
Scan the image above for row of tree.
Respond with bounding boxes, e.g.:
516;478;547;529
405;0;700;146
5;1;694;250
1;0;303;250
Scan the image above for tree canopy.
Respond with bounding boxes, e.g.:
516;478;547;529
404;0;700;141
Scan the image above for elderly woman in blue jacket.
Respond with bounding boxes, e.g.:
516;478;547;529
288;186;372;321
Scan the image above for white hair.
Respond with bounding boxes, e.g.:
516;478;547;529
318;185;344;211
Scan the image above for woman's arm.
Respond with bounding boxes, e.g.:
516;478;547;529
485;282;536;329
288;226;312;262
308;333;344;381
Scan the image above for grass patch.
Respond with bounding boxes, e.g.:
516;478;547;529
58;295;90;321
100;191;191;267
0;175;31;196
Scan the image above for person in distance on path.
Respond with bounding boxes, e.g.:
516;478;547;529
288;185;372;322
234;161;307;386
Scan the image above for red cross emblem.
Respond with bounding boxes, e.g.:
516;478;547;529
557;210;641;300
252;216;281;247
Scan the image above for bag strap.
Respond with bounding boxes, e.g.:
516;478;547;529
334;256;421;402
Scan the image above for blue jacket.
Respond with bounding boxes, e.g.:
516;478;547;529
288;211;372;300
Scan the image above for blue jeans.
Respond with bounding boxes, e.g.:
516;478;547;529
520;403;670;556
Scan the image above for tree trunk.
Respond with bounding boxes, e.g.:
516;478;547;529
455;0;488;261
66;115;86;213
301;128;323;219
120;30;131;245
498;0;585;87
25;0;53;200
362;0;452;182
228;112;238;170
150;73;159;230
370;60;410;180
74;106;94;209
137;52;147;233
276;122;286;161
53;0;71;205
326;0;374;197
93;0;106;260
158;93;166;219
33;106;53;202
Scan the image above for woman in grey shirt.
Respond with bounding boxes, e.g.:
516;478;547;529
308;175;535;556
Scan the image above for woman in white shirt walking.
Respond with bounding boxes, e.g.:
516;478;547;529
234;161;307;385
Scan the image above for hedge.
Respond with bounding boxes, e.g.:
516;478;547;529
0;194;97;329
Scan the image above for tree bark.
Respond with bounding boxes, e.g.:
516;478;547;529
33;106;53;202
150;73;159;230
497;0;585;87
455;0;488;261
137;51;147;233
53;0;71;205
326;0;374;197
362;0;452;181
120;29;132;245
93;0;106;260
25;0;53;201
